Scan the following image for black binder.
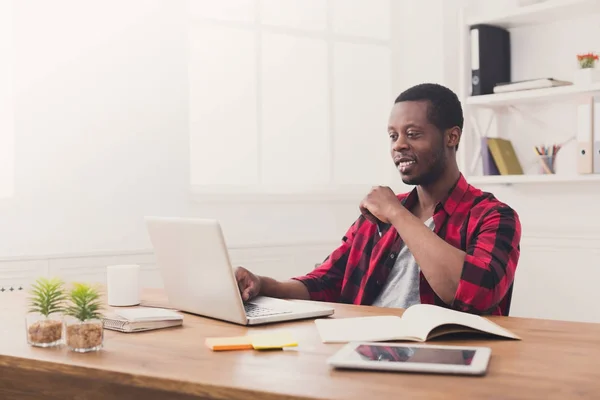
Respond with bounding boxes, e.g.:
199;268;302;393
470;24;511;96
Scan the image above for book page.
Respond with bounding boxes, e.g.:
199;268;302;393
314;316;412;343
401;304;520;340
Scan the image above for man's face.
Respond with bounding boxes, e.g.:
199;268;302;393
388;100;448;186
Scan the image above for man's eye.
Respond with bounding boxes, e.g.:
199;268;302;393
389;133;398;140
407;131;419;138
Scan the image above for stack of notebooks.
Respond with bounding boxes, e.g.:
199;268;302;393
102;307;183;333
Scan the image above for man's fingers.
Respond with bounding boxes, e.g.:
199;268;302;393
235;266;246;279
359;200;369;217
360;203;378;224
240;278;250;301
242;281;256;301
235;267;251;298
237;277;246;295
234;266;261;301
235;267;244;286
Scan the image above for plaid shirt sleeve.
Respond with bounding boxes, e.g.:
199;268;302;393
451;205;521;315
291;217;363;302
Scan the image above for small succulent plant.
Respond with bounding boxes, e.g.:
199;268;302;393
64;283;104;322
28;277;66;317
26;277;66;346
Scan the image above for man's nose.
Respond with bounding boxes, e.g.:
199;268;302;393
392;135;409;151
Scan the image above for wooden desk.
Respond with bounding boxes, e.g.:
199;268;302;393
1;288;599;400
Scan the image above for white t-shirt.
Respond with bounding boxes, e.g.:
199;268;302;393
371;217;435;308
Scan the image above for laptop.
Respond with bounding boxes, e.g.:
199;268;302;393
144;217;335;325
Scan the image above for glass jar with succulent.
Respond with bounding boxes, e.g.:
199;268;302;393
26;277;66;347
64;283;105;352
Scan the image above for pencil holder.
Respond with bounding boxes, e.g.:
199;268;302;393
538;155;555;174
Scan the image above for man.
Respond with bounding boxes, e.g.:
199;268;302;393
235;83;521;316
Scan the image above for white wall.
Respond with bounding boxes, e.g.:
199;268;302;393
0;0;411;263
0;0;191;257
0;0;15;199
188;0;398;193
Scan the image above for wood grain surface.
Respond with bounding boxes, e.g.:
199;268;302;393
1;288;600;399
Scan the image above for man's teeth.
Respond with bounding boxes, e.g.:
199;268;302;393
398;160;415;168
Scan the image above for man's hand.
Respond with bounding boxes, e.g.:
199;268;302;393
235;266;261;301
359;186;403;224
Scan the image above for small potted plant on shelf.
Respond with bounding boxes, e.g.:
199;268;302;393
64;282;105;353
575;52;600;85
26;277;66;347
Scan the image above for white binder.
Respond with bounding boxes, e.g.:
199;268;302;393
593;96;600;173
577;97;593;174
470;27;479;96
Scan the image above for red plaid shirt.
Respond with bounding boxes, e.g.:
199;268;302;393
293;174;521;316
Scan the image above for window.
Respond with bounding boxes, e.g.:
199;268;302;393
0;0;15;199
188;0;394;197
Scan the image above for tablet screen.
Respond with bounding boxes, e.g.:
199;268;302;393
354;344;476;365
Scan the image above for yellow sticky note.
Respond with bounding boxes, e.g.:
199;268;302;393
205;331;298;351
205;336;253;351
250;331;297;350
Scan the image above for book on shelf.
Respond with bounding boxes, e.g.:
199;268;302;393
493;78;572;94
314;304;520;343
481;137;500;176
485;138;523;175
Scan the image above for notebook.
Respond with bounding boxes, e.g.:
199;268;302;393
486;138;524;175
314;304;520;343
102;307;183;333
481;137;500;176
493;78;572;93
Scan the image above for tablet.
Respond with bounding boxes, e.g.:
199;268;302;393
327;342;492;376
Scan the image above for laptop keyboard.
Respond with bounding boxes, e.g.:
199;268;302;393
244;302;291;318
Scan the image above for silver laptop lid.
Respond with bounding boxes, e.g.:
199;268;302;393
145;217;248;325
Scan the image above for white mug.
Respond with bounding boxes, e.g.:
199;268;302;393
107;264;140;306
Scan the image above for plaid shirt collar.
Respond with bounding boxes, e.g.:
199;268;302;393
400;173;469;217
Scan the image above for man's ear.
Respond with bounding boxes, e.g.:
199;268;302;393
446;127;461;149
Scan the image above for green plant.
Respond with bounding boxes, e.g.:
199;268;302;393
64;283;104;321
28;277;66;317
578;52;599;68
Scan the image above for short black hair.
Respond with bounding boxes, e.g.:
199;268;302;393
395;83;464;136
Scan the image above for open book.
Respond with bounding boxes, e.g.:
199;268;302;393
315;304;520;343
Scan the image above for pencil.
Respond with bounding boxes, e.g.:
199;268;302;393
535;147;553;174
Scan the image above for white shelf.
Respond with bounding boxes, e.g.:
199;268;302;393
465;82;600;107
467;174;600;185
467;0;600;29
